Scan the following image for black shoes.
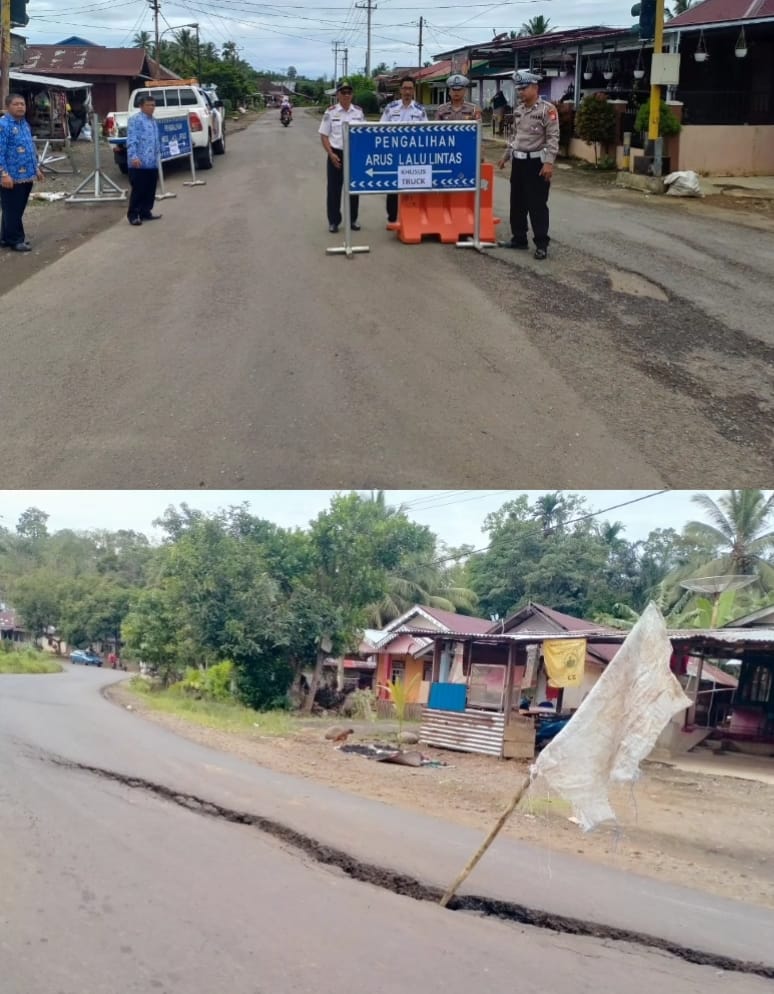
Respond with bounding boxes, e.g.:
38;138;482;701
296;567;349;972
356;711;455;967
328;223;339;233
351;221;361;231
534;247;548;260
12;241;31;252
129;216;142;226
142;213;162;221
505;239;529;249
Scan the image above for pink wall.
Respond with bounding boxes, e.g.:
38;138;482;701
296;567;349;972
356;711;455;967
677;125;774;175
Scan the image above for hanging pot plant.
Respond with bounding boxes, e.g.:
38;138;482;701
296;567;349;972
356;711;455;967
633;44;645;79
583;58;593;81
602;51;614;81
695;29;709;62
734;27;748;58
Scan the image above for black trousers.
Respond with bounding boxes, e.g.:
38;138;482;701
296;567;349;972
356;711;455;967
128;167;158;220
0;182;32;246
326;154;359;226
386;193;398;223
510;158;550;249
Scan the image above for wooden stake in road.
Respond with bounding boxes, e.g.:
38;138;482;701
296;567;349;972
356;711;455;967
439;773;531;908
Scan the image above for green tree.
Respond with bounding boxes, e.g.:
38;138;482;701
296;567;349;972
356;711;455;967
681;490;774;590
17;507;50;544
123;585;182;686
516;15;552;36
287;65;297;79
11;570;65;645
574;94;616;166
59;578;133;650
132;30;153;50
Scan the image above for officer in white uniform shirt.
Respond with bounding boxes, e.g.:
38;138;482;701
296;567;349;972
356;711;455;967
319;79;365;233
380;76;427;224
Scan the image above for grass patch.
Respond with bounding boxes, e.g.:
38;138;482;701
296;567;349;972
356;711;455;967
125;679;296;736
0;649;62;674
522;794;573;817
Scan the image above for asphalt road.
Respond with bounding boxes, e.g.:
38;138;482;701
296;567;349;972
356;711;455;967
2;666;773;994
0;111;770;487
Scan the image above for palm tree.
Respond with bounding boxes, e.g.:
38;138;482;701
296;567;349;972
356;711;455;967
366;552;478;627
518;15;553;36
683;490;774;588
132;31;153;51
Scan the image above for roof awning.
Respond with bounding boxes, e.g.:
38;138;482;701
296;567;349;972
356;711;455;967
10;70;92;90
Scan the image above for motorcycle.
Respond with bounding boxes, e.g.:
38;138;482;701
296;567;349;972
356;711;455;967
280;106;292;127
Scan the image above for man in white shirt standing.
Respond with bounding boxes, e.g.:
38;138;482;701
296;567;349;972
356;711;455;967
379;76;427;225
318;79;365;233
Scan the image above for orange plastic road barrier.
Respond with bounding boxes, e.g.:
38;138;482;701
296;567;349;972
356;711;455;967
387;162;501;245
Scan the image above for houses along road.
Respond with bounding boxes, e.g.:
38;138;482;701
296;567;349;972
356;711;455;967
0;112;770;487
1;666;773;994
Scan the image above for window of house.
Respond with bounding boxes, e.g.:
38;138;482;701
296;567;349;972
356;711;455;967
423;661;433;682
391;662;405;685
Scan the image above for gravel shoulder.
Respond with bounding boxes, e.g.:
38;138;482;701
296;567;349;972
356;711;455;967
109;681;774;911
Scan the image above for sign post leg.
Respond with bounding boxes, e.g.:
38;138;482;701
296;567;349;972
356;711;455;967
457;122;495;252
66;114;127;204
326;122;369;257
155;156;177;200
183;145;205;187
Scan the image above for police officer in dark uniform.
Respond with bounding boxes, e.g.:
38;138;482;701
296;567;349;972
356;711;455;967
497;70;560;260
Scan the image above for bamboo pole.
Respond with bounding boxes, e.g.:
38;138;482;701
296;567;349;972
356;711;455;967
439;772;531;908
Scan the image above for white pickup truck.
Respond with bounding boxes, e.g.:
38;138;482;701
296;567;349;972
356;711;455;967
105;81;226;172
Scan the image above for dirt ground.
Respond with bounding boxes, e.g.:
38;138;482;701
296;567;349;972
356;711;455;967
109;683;774;911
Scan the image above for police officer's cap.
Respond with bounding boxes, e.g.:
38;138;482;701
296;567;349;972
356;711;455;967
336;78;353;91
447;73;470;88
512;69;542;88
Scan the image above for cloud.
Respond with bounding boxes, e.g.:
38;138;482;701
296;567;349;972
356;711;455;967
28;0;631;78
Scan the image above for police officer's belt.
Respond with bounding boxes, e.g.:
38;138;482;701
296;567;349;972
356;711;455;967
513;150;543;160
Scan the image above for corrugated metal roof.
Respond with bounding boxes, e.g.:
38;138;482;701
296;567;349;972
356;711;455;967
21;46;179;80
10;70;92;90
401;625;774;649
377;632;432;656
667;0;774;26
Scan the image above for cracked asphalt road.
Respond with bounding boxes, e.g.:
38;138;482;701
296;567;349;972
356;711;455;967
0;112;769;486
2;666;773;994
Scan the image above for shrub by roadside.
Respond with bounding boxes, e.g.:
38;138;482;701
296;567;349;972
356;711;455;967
0;645;62;674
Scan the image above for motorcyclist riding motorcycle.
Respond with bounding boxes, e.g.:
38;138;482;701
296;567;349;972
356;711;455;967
280;97;292;125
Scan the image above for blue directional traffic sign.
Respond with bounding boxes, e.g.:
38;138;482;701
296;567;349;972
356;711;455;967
347;122;479;194
158;117;192;162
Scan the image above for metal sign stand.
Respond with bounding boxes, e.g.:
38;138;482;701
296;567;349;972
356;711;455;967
326;124;369;258
66;114;127;204
456;123;497;254
155;155;177;201
182;146;205;188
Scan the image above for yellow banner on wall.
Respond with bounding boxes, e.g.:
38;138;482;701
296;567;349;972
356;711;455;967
543;639;586;687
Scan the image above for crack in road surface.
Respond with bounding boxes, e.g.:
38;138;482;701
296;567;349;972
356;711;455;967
51;755;772;979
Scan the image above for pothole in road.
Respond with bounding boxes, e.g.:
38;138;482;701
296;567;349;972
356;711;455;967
52;756;772;980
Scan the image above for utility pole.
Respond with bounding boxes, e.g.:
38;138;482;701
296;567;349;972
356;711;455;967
0;0;11;106
149;0;161;64
343;48;349;77
418;16;424;69
648;0;666;177
332;39;343;85
355;0;376;76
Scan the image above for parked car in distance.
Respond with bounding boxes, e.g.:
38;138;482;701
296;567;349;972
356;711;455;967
70;649;103;667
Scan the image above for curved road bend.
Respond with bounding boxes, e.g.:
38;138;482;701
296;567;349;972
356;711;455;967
1;665;773;994
0;112;770;487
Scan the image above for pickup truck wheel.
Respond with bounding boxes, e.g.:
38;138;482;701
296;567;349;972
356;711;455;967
213;128;226;155
195;140;214;170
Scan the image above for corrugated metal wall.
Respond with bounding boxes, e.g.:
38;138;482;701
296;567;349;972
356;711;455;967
420;708;505;756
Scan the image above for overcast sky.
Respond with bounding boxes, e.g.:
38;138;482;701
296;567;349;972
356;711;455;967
29;0;633;80
0;490;730;549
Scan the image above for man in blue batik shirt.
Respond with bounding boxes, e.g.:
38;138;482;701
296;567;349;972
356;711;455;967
0;93;44;252
126;94;162;226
